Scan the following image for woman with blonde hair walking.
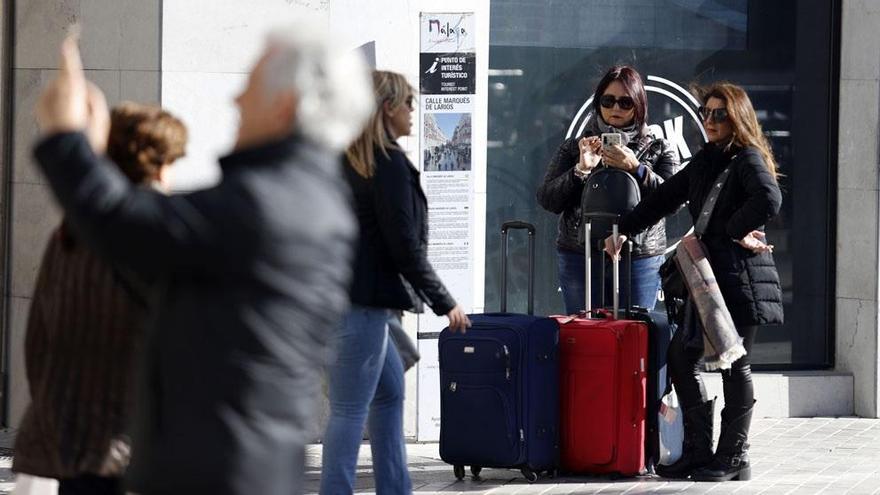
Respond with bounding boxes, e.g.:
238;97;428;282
321;70;469;494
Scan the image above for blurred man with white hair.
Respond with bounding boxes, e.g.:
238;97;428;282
32;23;373;495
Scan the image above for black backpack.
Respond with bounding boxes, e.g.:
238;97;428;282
578;139;658;244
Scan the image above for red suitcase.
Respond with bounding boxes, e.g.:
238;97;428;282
553;217;648;476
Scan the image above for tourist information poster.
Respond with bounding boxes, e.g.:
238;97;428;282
417;11;476;441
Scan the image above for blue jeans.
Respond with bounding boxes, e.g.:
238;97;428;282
557;247;663;314
320;306;411;495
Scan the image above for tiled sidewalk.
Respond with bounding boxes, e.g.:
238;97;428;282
304;418;880;494
0;418;877;494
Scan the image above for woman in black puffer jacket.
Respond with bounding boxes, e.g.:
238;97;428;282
537;65;679;314
607;82;783;482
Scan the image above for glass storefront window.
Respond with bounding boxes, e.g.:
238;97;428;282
485;0;839;368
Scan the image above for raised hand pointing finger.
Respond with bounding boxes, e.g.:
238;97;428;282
36;34;90;135
59;34;85;82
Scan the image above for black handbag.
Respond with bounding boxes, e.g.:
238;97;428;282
580;166;641;243
578;139;658;245
660;255;687;300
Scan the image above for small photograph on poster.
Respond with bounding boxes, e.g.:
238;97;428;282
423;113;472;172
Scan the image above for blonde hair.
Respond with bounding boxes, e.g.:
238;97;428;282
346;70;414;178
695;82;779;179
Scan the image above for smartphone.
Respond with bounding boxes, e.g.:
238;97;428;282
601;132;622;149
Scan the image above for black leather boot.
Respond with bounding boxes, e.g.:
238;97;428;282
655;399;715;479
693;400;755;482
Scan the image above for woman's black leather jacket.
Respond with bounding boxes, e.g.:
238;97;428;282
537;132;680;257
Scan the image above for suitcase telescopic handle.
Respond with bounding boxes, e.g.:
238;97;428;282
501;221;536;234
584;213;633;319
606;227;634;319
500;221;536;315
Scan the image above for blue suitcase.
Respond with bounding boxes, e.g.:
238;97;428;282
439;221;560;483
628;307;679;471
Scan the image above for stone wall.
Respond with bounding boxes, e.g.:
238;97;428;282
5;0;161;426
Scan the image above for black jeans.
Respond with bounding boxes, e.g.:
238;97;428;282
59;475;124;495
668;324;758;410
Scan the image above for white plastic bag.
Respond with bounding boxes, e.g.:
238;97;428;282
658;389;685;465
11;475;58;495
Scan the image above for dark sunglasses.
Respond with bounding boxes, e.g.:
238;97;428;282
599;94;635;111
698;106;729;123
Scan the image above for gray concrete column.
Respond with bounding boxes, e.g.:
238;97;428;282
836;0;880;418
4;0;161;427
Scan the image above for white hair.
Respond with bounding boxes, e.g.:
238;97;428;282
263;22;374;152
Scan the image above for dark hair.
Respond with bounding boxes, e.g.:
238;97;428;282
591;65;648;129
107;102;188;184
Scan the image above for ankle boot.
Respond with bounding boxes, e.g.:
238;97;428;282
655;399;715;479
693;400;755;482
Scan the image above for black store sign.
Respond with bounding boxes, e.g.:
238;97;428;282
419;52;476;95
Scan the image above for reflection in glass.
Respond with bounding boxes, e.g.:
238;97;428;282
485;0;837;368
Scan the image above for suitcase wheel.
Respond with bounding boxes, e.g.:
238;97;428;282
453;464;465;480
520;467;538;483
470;466;482;479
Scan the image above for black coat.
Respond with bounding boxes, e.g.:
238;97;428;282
344;144;456;315
537;132;680;257
34;132;356;495
620;144;784;327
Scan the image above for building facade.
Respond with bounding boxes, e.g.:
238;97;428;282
0;0;877;440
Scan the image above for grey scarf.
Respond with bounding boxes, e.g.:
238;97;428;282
677;235;746;370
585;112;645;146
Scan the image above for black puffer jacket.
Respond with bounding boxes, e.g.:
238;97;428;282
537;132;680;257
344;144;456;315
620;143;784;327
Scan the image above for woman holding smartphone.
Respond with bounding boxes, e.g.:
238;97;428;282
537;65;680;314
606;82;783;481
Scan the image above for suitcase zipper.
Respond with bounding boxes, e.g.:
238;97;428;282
440;336;517;378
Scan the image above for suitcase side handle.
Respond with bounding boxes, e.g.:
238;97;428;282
633;361;645;424
500;221;536;315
